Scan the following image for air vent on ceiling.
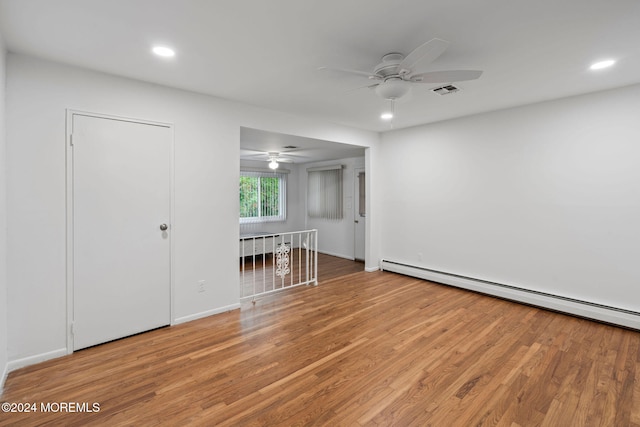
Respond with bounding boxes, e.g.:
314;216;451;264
432;84;459;95
283;145;298;149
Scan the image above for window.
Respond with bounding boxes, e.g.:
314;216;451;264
307;166;343;220
240;170;287;223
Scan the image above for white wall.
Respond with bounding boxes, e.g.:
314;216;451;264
0;33;8;391
5;54;378;365
303;157;365;259
379;84;640;313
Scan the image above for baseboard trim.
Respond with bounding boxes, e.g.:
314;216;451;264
3;304;242;378
380;260;640;330
173;303;241;325
364;266;379;273
318;250;354;261
6;348;68;375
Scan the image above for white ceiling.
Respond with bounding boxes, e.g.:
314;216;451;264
1;0;639;136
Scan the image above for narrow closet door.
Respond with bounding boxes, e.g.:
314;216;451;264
72;113;171;350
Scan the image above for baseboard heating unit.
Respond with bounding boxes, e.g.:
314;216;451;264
380;260;640;330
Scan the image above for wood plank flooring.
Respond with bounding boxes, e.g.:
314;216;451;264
2;267;640;426
240;253;363;299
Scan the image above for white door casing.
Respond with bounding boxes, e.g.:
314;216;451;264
354;168;366;261
67;111;173;351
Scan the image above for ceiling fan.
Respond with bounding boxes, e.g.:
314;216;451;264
319;38;482;104
240;149;302;169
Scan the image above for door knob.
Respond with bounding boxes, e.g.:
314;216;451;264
159;224;168;231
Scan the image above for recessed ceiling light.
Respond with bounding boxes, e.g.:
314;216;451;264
590;59;615;70
152;46;175;58
381;112;393;120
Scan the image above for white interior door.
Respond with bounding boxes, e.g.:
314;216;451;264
72;113;171;350
354;168;366;261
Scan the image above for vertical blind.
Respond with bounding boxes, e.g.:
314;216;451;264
307;166;343;220
240;170;287;223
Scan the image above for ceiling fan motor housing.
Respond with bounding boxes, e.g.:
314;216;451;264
374;53;404;77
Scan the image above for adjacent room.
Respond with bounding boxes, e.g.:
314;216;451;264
238;127;366;300
1;0;639;425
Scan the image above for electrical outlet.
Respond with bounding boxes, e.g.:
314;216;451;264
198;280;205;293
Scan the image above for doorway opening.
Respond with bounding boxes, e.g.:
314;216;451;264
239;127;367;296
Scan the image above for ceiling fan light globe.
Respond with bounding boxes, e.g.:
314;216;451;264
375;79;410;100
269;159;279;169
590;59;615;70
152;46;175;57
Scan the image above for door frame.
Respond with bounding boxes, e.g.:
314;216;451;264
65;109;175;354
353;167;366;261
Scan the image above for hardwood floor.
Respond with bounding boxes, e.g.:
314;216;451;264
313;253;365;281
2;268;640;426
240;253;363;299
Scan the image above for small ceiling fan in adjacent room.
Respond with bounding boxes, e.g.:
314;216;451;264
319;38;483;121
240;149;306;169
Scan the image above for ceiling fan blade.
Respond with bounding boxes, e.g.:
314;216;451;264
241;154;270;162
276;158;295;163
240;148;266;155
398;38;450;75
318;66;382;80
409;69;483;84
345;83;380;94
240;152;268;160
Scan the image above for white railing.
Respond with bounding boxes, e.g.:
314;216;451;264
240;229;318;301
